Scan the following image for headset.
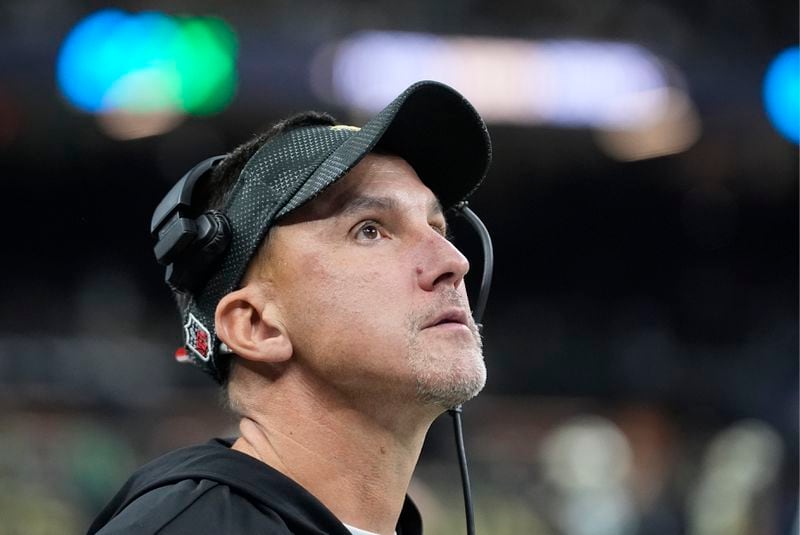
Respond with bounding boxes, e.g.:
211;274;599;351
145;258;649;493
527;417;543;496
150;156;230;293
151;157;494;535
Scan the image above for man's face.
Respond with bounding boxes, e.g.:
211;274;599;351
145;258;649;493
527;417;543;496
257;153;485;409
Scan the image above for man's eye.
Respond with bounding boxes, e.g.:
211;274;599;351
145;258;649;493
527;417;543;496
356;223;382;241
432;223;450;239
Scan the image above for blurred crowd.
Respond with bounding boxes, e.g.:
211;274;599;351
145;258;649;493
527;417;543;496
0;396;794;535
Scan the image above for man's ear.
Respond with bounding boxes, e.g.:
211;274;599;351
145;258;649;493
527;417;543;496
215;285;292;364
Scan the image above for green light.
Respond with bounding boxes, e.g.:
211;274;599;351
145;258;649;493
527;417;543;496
174;16;238;115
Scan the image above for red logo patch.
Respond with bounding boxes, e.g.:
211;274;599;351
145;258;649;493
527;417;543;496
184;313;212;362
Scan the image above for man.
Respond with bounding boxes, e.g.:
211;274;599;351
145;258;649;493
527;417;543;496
89;80;491;535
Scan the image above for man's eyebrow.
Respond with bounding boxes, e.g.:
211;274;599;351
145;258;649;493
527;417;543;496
334;195;445;218
331;193;447;231
336;195;400;217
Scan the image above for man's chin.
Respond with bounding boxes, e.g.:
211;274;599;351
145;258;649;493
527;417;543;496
407;325;486;409
413;361;487;409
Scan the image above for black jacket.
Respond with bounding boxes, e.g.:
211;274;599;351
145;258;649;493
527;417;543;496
88;438;422;534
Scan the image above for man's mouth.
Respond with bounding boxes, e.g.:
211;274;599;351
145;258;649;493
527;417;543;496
422;308;470;330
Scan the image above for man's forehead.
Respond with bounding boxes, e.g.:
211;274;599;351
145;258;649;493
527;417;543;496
334;193;444;220
282;153;445;223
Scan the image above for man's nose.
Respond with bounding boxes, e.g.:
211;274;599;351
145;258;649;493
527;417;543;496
415;230;470;291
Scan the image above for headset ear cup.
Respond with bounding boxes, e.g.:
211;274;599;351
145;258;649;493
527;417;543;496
198;210;232;257
167;211;231;293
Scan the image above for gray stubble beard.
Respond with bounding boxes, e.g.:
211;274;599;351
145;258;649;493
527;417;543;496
406;312;486;410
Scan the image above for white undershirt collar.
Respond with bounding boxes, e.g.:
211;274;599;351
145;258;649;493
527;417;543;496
343;522;396;535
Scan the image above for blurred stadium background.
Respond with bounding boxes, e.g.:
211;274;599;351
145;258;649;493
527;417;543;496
0;0;797;533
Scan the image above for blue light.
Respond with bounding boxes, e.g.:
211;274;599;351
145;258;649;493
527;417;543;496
57;9;128;111
763;46;800;144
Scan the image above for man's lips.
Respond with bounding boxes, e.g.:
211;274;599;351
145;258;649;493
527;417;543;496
422;307;470;330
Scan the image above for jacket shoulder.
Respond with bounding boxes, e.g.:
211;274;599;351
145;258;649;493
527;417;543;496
93;478;291;534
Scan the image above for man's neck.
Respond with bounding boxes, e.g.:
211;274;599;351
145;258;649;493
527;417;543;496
231;374;437;535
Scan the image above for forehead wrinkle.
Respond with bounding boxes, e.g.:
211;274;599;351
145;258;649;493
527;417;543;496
336;194;400;219
288;155;446;226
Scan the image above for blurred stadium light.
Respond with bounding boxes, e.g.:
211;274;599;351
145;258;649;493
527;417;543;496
594;87;701;161
540;415;637;535
312;31;701;160
688;420;784;535
763;45;800;144
56;9;238;139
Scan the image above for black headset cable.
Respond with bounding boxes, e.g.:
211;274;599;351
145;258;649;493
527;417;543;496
448;202;494;535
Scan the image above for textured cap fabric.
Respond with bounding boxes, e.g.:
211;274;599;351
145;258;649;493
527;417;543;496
182;80;492;382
